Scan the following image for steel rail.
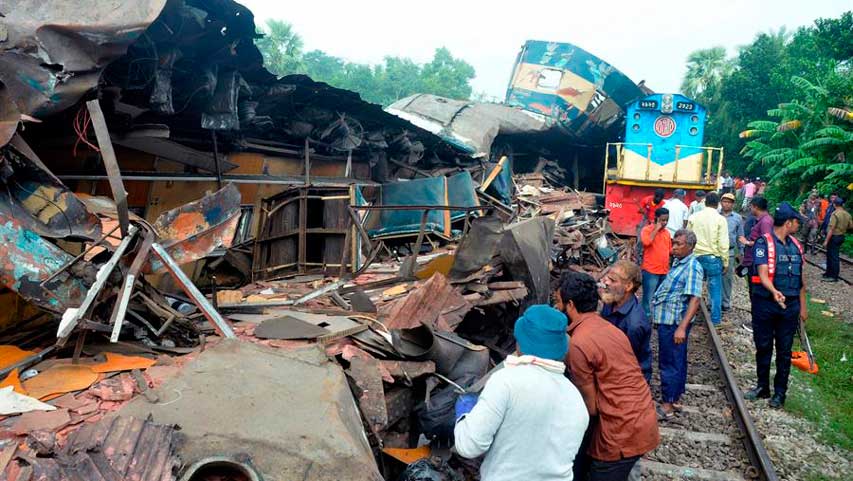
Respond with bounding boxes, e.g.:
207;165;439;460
700;299;780;481
802;254;852;285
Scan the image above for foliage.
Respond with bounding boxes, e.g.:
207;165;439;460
680;47;734;100
785;300;853;452
255;20;475;105
255;20;305;75
738;73;853;197
681;12;853;199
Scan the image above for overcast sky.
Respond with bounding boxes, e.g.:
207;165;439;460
239;0;851;100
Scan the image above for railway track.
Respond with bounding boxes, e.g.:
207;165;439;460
640;300;778;481
803;246;853;284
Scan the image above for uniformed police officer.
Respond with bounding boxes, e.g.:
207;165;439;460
744;202;807;408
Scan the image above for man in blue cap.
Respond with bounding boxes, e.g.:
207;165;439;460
745;202;808;408
454;305;589;481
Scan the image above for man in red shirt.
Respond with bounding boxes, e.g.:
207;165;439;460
639;207;671;317
556;272;660;481
637;188;666;263
639;188;666;224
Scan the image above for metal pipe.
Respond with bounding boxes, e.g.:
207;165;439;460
151;242;236;339
211;130;223;189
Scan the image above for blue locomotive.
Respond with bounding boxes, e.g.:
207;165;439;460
604;93;723;235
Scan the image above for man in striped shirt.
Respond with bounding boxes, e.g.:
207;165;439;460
651;229;704;418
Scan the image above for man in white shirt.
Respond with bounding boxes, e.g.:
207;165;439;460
663;189;689;235
688;190;706;217
454;305;589;481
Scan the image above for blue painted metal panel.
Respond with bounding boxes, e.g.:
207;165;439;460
505;40;644;134
624;93;707;165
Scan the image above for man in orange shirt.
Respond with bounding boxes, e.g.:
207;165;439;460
556;272;660;481
639;207;671;317
636;188;666;264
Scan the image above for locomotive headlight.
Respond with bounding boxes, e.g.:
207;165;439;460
632;124;640;132
691;115;699;123
661;94;674;114
633;113;641;120
689;127;698;135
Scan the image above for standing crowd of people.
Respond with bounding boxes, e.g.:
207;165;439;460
448;175;850;481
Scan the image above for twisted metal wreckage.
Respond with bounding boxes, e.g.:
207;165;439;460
0;1;635;480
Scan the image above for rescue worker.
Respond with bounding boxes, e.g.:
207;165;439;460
744;202;807;408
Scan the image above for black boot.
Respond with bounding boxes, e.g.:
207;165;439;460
769;393;785;408
744;386;770;400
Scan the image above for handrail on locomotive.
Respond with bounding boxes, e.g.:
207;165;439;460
603;142;724;190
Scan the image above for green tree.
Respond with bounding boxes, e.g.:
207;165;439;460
739;73;853;200
686;13;853;179
680;47;734;99
254;23;476;106
420;47;476;101
256;20;305;75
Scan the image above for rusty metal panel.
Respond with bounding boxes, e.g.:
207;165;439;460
0;199;88;312
145;183;242;273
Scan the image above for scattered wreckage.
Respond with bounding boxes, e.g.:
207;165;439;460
0;1;635;480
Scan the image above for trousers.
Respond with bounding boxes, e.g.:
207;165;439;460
751;294;799;397
802;223;819;253
825;234;845;280
589;455;641;481
722;252;736;310
657;323;691;404
641;270;666;319
697;255;723;324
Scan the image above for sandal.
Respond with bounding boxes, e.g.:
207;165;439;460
656;404;675;421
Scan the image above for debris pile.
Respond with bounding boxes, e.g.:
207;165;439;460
0;1;631;480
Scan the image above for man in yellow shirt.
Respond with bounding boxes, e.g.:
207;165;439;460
687;192;729;324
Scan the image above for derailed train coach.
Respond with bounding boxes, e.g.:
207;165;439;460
388;40;648;192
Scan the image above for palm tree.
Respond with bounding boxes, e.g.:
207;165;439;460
256;20;305;76
681;47;735;99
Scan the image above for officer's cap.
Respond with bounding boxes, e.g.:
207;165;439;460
774;202;806;222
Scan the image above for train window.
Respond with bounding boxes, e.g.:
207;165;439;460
689;127;698;135
632;124;640;132
537;69;562;90
691;115;699;123
633;113;641;120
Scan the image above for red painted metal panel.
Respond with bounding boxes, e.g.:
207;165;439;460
605;183;703;236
